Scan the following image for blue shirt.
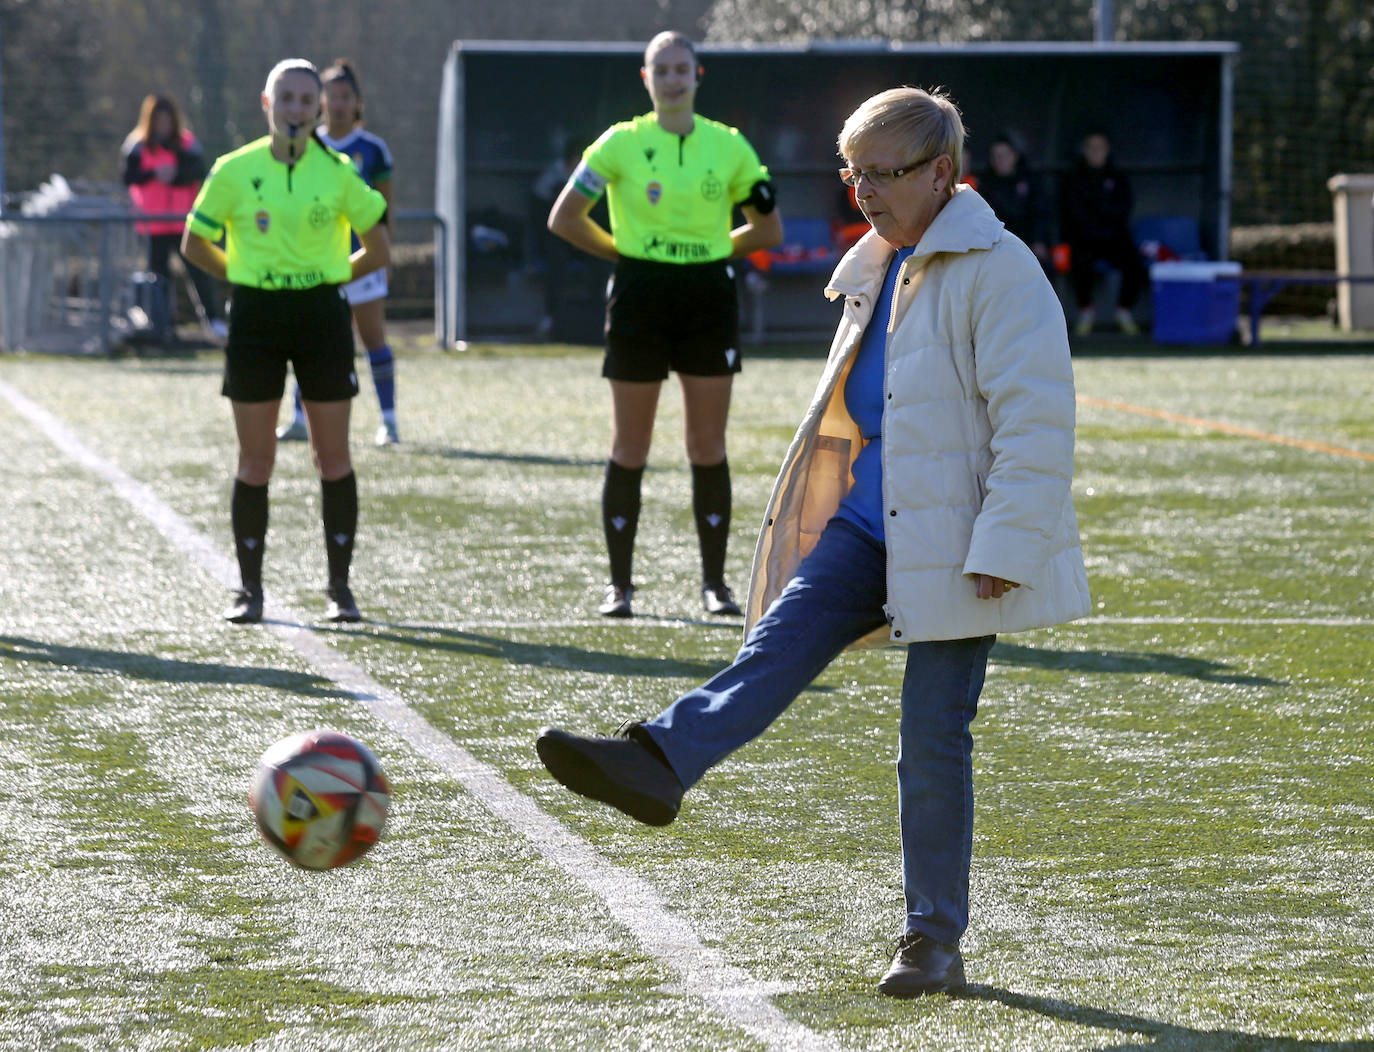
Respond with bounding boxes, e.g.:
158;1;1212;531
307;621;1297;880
835;245;915;541
317;126;393;250
317;127;393;188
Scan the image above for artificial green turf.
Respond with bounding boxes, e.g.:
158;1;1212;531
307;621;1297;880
0;336;1370;1050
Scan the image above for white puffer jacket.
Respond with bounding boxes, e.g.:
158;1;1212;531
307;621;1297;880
745;186;1091;646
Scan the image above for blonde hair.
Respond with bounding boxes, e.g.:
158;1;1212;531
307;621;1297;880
838;87;966;191
644;31;697;66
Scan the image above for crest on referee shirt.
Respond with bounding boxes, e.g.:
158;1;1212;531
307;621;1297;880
255;210;270;233
700;174;722;201
646;181;663;205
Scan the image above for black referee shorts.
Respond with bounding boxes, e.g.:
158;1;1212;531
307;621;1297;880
221;283;358;402
604;257;741;382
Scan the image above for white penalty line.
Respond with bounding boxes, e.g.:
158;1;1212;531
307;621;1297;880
0;377;840;1052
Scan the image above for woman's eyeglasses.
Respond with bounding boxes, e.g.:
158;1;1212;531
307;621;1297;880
838;156;935;188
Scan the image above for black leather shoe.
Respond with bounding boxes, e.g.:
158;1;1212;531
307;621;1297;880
598;584;634;618
701;582;742;617
225;587;263;624
325;579;361;623
535;723;683;826
877;932;966;998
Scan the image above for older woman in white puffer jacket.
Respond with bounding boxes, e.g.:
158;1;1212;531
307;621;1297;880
536;86;1090;1000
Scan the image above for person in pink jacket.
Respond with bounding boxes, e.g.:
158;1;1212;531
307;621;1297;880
537;86;1090;999
121;94;226;338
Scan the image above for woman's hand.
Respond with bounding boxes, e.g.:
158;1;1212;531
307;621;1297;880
974;574;1020;600
547;183;619;262
350;222;390;282
180;231;228;282
729;204;784;258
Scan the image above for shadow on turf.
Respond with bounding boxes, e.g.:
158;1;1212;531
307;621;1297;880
0;635;345;697
990;641;1284;687
958;985;1374;1050
351;623;835;694
408;444;606;469
354;623;732;680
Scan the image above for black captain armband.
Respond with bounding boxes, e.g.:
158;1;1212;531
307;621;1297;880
746;179;778;214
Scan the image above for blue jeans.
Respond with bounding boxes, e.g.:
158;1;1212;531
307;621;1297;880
642;518;994;944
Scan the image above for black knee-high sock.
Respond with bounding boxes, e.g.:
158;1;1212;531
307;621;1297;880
230;479;268;591
692;458;732;586
321;471;358;584
602;460;643;589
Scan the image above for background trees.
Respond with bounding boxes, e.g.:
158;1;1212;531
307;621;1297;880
2;0;1370;224
702;0;1374;224
0;0;712;208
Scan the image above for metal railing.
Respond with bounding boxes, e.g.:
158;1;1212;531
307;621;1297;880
0;182;447;354
0;178;142;354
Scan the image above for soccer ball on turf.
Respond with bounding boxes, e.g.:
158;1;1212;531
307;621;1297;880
248;730;391;870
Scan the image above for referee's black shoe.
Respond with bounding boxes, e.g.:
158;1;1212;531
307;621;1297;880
535;722;682;826
598;584;634;618
325;579;361;623
701;581;742;617
225;587;264;624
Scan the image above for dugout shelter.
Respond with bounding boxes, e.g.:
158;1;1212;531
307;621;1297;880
436;40;1238;346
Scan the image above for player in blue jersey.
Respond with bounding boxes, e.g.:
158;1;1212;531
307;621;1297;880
279;58;400;446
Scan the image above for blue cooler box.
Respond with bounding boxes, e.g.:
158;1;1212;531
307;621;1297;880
1150;261;1242;344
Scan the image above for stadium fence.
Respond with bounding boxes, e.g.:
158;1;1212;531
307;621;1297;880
0;176;448;355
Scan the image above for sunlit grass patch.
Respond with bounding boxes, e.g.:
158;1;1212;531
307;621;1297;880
0;339;1370;1049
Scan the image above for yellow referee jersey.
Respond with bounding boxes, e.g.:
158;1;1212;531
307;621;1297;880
187;136;386;290
574;113;769;264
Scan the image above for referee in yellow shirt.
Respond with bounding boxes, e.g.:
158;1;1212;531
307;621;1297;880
182;58;389;625
548;31;784;619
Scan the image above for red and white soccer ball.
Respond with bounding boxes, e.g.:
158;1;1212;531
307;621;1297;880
248;730;391;870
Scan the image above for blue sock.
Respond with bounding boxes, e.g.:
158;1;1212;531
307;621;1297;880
291;385;306;426
367;345;396;418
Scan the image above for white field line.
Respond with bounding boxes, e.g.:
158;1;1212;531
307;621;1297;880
0;377;840;1052
1077;616;1372;627
373;615;1374;632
